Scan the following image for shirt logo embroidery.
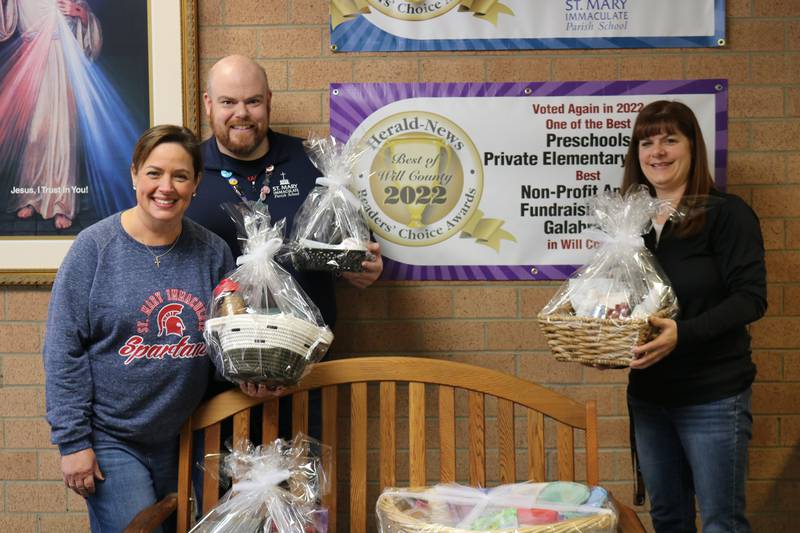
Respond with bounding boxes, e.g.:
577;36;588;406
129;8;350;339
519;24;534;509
270;171;300;199
157;303;186;337
120;290;208;365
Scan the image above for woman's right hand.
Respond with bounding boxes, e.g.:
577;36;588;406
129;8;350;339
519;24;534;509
61;448;104;497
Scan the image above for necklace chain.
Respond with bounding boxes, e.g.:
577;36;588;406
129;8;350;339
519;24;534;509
144;237;179;268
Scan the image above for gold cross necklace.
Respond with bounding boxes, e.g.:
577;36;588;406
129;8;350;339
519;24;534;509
144;236;180;268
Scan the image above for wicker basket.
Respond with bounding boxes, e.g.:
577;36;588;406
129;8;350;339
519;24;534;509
293;246;367;272
377;490;617;533
206;314;334;385
537;304;677;368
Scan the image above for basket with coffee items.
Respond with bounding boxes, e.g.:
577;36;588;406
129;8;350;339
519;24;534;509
287;135;372;273
537;185;679;368
205;201;333;388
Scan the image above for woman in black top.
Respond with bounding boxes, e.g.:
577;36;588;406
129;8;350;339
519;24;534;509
621;101;766;533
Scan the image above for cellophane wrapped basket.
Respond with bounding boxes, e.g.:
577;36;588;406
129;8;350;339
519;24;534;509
288;135;371;272
205;202;334;387
191;434;330;533
376;482;617;532
537;186;679;368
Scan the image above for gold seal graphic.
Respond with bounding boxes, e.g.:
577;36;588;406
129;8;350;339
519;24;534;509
330;0;511;29
370;132;463;228
356;111;487;247
460;208;517;251
366;0;461;22
331;0;370;29
459;0;514;25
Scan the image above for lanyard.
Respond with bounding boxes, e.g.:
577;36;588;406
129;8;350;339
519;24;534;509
220;165;275;203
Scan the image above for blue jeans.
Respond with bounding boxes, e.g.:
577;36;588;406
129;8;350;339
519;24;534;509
628;389;752;533
87;432;178;533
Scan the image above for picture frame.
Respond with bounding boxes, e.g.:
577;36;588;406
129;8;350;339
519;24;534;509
0;0;199;286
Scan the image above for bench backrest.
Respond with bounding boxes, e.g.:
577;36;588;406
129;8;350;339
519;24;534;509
177;356;599;532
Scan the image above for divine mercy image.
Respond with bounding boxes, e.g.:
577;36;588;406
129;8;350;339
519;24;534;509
0;0;149;236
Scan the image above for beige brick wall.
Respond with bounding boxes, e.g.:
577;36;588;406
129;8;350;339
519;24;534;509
2;0;799;531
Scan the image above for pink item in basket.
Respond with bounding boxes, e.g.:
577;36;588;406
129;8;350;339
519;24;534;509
517;507;560;525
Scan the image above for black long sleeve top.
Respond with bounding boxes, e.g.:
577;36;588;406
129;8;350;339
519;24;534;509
627;189;767;406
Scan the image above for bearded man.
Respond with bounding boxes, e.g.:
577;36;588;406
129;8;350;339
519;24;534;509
186;55;382;403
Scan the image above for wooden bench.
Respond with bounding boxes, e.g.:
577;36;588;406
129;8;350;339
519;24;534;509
126;356;645;532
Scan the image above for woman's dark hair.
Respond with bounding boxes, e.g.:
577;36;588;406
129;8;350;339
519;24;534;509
131;125;202;179
621;100;714;237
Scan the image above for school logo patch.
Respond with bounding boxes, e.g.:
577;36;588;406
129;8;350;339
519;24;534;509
270;171;300;199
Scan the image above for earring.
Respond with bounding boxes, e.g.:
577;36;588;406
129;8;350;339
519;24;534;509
132;184;136;191
192;192;197;198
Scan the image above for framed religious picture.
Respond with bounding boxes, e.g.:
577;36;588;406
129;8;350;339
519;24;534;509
0;0;199;285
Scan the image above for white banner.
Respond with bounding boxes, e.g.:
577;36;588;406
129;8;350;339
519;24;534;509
331;0;724;52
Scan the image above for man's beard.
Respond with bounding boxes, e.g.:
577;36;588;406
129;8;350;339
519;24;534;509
211;112;268;159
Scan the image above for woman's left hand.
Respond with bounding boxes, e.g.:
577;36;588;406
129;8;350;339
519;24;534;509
629;316;677;370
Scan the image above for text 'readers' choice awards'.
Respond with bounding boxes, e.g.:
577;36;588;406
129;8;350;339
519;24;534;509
332;81;724;280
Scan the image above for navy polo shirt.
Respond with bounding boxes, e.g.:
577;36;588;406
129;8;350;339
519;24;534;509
186;130;337;328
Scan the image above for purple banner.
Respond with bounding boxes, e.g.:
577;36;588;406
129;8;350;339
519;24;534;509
331;80;727;280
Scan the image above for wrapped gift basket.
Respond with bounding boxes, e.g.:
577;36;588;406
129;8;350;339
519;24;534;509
537;304;675;368
288;135;371;272
205;312;332;385
376;482;617;533
292;238;368;272
191;434;330;533
205;202;333;387
537;186;679;368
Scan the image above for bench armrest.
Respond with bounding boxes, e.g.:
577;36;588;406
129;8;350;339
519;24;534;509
610;493;647;533
123;492;178;533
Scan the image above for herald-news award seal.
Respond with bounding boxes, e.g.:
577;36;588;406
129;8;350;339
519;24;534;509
355;111;484;247
331;0;514;30
367;0;461;21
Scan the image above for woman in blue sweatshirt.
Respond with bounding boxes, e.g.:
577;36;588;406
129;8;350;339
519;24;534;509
622;101;766;533
43;125;234;532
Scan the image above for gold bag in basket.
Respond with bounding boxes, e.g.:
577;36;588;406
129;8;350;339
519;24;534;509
537;185;679;368
191;434;330;533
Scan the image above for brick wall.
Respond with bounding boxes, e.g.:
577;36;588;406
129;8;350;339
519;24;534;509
1;0;798;531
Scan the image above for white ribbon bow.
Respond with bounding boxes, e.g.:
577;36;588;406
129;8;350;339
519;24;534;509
198;464;292;531
316;176;362;209
236;237;283;266
583;228;645;250
232;466;292;494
